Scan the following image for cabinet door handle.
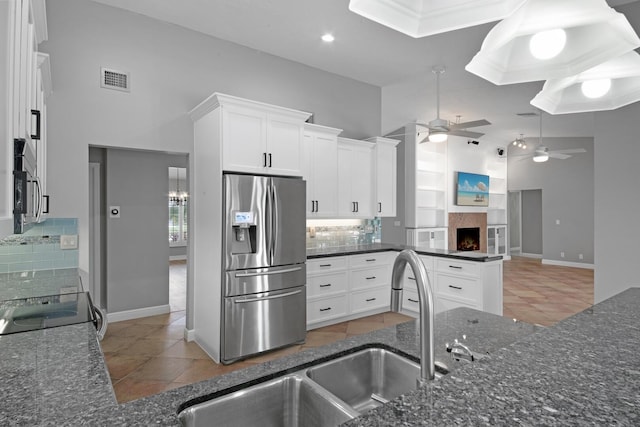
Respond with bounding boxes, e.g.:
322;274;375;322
408;298;419;303
268;153;272;167
42;195;50;214
31;110;41;140
366;298;376;302
449;265;463;269
319;307;332;312
319;264;332;267
366;258;376;262
263;152;267;167
449;285;463;290
351;202;355;212
408;276;416;281
366;276;376;280
355;201;359;212
378;202;382;213
319;284;332;288
315;200;319;212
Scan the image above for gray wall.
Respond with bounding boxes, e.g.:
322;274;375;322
508;137;594;264
521;189;542;255
39;0;381;273
594;102;640;303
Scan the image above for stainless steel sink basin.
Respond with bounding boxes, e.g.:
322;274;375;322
178;374;358;427
178;346;447;425
306;347;440;413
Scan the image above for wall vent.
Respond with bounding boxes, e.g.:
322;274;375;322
516;112;538;117
101;67;130;92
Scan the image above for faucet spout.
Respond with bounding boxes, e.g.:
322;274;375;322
390;249;435;382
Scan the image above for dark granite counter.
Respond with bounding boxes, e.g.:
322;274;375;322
307;242;503;262
3;284;639;425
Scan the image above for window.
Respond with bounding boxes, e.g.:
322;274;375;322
169;167;188;246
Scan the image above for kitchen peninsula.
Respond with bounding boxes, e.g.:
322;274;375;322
1;285;639;425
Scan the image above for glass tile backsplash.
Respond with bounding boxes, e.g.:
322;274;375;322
0;218;79;273
306;218;381;249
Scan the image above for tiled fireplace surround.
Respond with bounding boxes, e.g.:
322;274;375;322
448;213;487;253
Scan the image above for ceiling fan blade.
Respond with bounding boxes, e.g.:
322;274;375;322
549;148;587;154
548;152;571;159
448;129;485;138
449;119;491;129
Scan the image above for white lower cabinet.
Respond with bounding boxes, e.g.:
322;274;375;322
399;255;503;317
307;251;503;328
306;252;395;330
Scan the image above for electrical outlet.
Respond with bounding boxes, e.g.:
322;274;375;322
579;254;584;260
60;234;78;250
394;221;401;226
560;252;565;258
556;219;560;225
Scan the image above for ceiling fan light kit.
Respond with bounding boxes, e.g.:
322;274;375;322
465;0;640;85
530;51;640;114
348;0;525;38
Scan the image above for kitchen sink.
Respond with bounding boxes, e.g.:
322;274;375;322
306;347;441;413
178;345;447;426
177;374;358;427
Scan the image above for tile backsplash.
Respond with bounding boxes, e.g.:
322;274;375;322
0;218;79;273
306;218;381;249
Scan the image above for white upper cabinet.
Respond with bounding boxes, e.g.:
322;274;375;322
337;138;374;218
193;93;311;177
303;123;342;217
369;137;399;217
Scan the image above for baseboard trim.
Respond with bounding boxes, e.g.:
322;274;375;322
518;253;543;259
107;304;171;322
184;328;195;341
542;259;594;270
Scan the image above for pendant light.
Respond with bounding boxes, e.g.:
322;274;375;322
532;112;548;163
348;0;525;38
465;0;640;85
531;51;640;114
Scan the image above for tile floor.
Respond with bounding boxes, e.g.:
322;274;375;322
103;256;594;403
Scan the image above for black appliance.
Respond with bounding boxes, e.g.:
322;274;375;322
13;138;48;234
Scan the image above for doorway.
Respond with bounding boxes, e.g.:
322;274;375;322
169;166;188;312
509;189;543;258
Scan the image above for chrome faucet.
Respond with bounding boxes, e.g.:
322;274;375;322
390;249;435;383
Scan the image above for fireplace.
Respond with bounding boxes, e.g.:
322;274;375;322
457;227;480;251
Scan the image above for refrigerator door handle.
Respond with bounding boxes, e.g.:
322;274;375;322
234;289;302;303
235;266;303;278
269;180;278;263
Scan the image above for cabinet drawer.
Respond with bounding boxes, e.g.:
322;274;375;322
307;272;347;297
436;258;478;276
402;265;434;291
307;296;348;323
350;266;389;290
349;252;394;269
402;289;420;313
436;273;479;304
436;295;478;313
307;257;347;273
418;255;434;271
350;287;390;314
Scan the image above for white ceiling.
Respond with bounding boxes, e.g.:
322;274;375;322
90;0;640;143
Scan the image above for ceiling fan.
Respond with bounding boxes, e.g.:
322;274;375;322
416;66;491;143
514;111;586;162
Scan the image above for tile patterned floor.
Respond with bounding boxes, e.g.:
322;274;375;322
103;256;594;403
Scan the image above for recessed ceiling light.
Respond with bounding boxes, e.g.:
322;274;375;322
581;78;612;99
321;33;335;42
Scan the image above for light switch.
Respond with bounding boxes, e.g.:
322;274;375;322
556;219;560;225
60;234;78;250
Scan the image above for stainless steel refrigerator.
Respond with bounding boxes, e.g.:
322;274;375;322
221;173;307;364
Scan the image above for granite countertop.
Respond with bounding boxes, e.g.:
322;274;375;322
28;287;639;426
306;242;503;262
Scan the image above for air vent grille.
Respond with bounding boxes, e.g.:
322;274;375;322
101;67;130;92
516;112;538;117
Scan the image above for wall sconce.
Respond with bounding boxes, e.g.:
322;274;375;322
531;51;640;114
465;0;640;85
